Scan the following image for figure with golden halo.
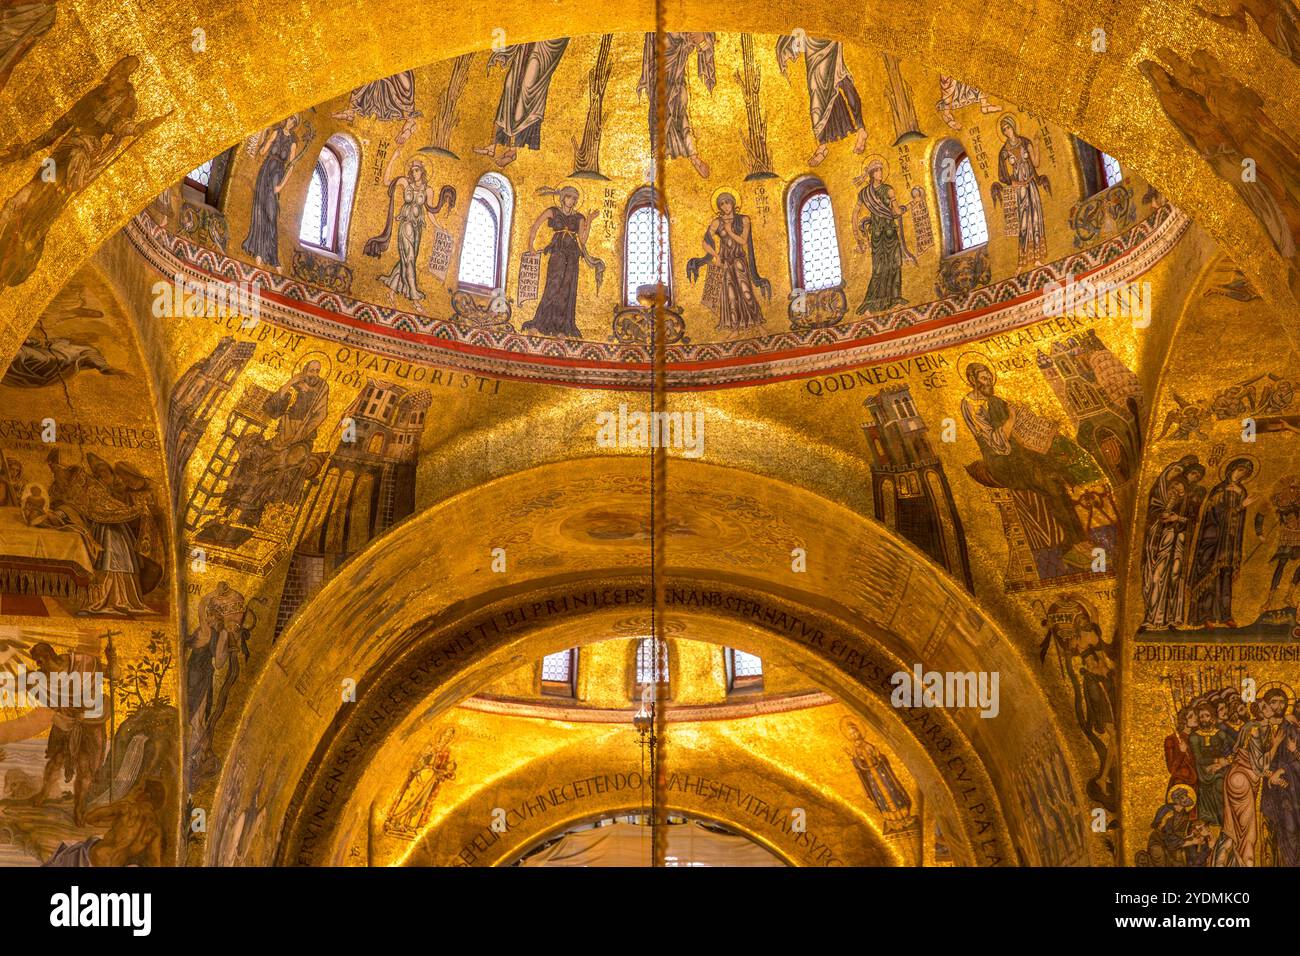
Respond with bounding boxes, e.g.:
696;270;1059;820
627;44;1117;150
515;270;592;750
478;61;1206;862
1140;783;1208;866
1222;686;1292;866
219;357;331;528
840;716;913;832
687;188;771;334
990;114;1051;269
1186;456;1258;628
386;726;457;837
959;357;1101;568
853;156;916;315
521;185;604;338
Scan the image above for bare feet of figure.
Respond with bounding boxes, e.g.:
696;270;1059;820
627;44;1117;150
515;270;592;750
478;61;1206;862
332;108;356;123
809;143;829;167
853;128;868;154
495;146;518;168
691;154;710;178
396;117;418;145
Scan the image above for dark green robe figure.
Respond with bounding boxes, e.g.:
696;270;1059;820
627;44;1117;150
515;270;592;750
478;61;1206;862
1187;719;1234;826
854;160;916;315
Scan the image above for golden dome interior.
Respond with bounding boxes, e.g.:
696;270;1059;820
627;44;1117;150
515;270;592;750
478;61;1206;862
0;1;1297;871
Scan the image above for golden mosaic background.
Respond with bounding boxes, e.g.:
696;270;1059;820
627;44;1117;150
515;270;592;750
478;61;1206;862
0;1;1297;869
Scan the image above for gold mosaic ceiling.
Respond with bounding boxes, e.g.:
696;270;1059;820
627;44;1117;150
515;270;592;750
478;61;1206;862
0;0;1296;872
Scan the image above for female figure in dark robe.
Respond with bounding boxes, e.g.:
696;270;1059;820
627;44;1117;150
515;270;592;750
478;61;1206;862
364;160;457;306
474;39;570;168
687;192;771;334
520;185;604;338
990;115;1050;269
241;115;300;268
333;70;420;145
639;32;715;178
775;35;868;167
1186;457;1256;628
853;159;916;315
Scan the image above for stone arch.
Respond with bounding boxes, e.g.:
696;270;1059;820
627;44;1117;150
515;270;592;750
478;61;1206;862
395;731;904;867
208;456;1089;867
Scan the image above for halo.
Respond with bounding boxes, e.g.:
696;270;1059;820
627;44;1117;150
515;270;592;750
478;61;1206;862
710;185;739;211
1167;783;1196;805
1220;453;1259;480
956;349;994;388
297;349;333;381
863;153;889;177
839;714;864;739
854;154;889;185
1254;680;1297;711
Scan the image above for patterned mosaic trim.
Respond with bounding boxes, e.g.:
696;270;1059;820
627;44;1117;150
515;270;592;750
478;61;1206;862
126;204;1188;391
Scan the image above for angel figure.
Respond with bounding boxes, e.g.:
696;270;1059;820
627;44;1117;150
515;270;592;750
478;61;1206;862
1154;392;1212;442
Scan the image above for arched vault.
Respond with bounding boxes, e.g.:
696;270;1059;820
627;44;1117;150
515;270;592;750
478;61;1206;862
210;456;1090;866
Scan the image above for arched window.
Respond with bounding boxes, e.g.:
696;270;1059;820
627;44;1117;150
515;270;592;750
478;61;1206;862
787;176;843;292
725;648;763;693
541;648;577;697
624;187;671;306
1074;138;1123;197
457;173;514;293
635;637;669;689
935;141;988;255
300;164;329;247
298;134;359;257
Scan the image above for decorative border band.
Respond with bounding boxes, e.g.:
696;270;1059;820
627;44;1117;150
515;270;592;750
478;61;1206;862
126;203;1188;391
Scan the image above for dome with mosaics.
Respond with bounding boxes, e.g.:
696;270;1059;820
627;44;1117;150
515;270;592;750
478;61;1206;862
0;0;1297;884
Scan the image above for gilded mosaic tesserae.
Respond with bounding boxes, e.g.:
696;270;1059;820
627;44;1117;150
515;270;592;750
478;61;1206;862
0;0;1298;899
